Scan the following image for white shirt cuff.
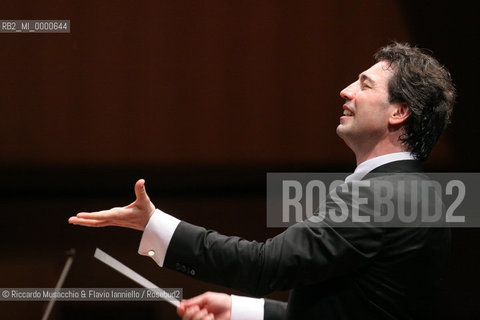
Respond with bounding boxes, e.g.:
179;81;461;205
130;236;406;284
231;295;264;320
138;208;181;267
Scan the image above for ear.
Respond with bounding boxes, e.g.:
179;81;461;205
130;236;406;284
389;102;410;125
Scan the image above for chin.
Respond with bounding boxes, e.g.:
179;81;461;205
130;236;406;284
336;125;352;144
336;124;347;138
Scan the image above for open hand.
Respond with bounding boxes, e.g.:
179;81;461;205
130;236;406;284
68;179;155;231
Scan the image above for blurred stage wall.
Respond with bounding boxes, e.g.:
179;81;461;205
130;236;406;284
0;1;478;319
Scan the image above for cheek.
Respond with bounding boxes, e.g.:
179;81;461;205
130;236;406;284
357;105;390;128
359;113;382;128
357;94;390;120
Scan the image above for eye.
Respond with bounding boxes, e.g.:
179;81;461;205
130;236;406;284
361;82;370;89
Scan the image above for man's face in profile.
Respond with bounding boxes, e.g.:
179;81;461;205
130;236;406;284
336;61;396;151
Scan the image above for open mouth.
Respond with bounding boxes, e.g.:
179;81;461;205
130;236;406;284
341;105;354;117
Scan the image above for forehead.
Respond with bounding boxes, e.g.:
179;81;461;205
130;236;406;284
360;61;394;84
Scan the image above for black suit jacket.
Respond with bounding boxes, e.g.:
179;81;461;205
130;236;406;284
163;160;450;319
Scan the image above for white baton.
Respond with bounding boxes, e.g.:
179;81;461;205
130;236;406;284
94;248;180;307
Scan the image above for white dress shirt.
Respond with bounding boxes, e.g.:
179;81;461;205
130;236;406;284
344;152;414;183
138;152;415;320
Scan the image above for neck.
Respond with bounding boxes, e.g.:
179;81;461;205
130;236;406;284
353;139;407;166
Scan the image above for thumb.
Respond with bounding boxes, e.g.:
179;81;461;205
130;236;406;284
177;301;187;317
134;179;148;201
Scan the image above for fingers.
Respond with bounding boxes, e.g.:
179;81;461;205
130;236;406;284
75;208;120;220
68;207;124;226
190;309;212;320
182;293;209;309
204;314;214;320
183;305;199;320
68;216;109;227
179;293;217;320
181;305;214;320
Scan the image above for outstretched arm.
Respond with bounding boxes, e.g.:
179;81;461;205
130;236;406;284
68;179;155;231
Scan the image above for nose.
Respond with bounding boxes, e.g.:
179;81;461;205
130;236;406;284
340;82;356;100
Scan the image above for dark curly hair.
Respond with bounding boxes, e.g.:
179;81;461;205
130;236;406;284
374;42;456;161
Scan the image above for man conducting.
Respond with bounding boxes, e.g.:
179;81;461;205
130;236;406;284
69;42;456;319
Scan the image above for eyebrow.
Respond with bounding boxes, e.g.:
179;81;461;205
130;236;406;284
359;74;375;85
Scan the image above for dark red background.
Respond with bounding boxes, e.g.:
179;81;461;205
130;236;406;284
0;1;478;319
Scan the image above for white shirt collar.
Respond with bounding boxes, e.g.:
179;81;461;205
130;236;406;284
345;152;415;183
